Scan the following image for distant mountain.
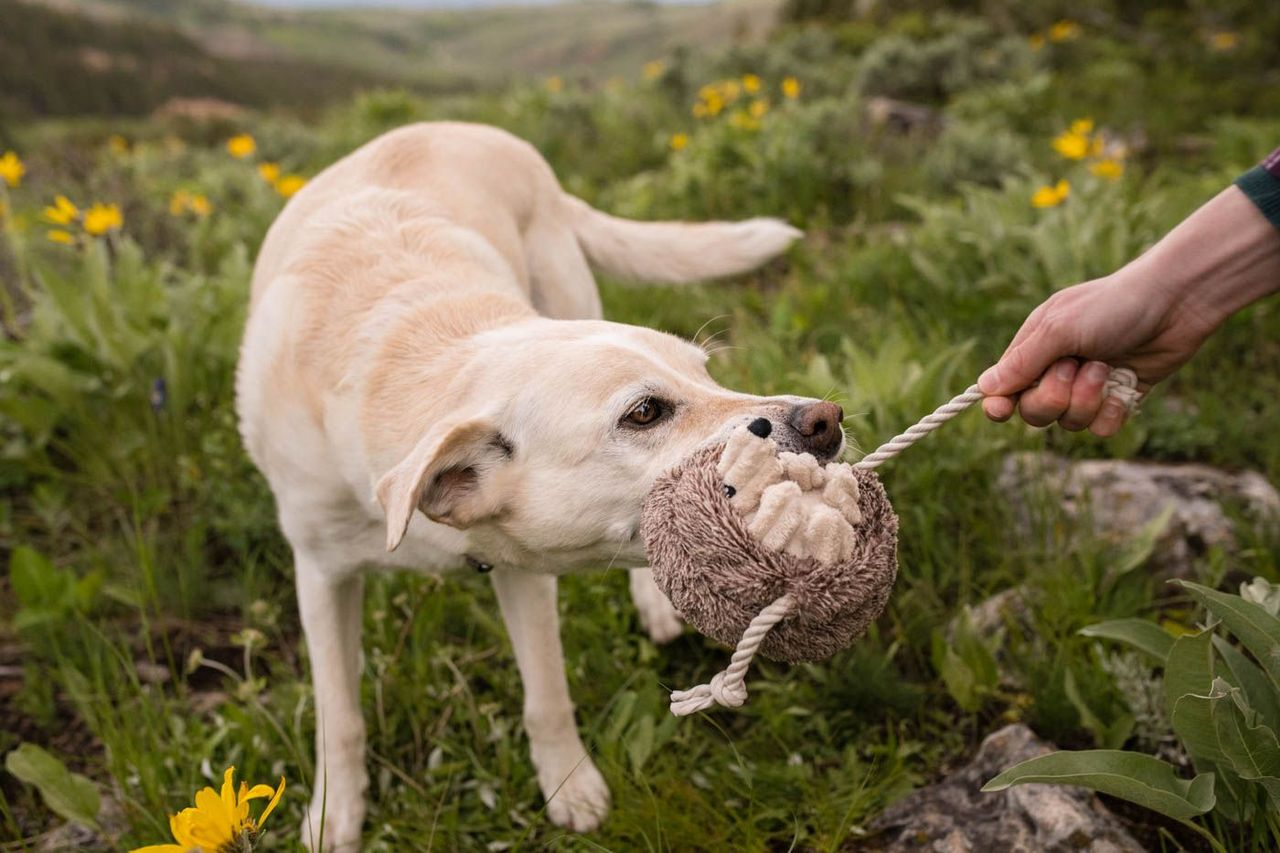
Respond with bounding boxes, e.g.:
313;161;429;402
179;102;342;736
44;0;778;89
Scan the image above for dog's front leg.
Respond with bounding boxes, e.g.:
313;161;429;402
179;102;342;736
628;568;683;644
296;561;368;852
490;569;610;831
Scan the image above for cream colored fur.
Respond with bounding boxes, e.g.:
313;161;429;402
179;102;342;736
236;122;817;850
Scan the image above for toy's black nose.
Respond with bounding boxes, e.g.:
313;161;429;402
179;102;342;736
789;401;844;457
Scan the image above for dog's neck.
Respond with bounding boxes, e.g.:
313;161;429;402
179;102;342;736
357;286;535;466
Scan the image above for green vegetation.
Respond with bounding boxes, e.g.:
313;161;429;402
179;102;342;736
2;0;1280;849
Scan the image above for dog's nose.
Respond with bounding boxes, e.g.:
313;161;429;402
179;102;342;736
788;401;844;457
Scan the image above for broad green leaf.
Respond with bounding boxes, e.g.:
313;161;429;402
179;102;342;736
1208;678;1280;808
1164;630;1214;719
1175;581;1280;687
981;749;1215;821
1212;635;1280;734
1080;618;1175;663
8;546;67;611
1166;631;1218;767
4;744;100;830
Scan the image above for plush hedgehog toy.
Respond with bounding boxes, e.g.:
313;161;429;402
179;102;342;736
642;368;1142;716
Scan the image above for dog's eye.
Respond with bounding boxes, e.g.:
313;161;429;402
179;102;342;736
623;397;667;428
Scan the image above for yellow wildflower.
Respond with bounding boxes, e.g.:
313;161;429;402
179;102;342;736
43;195;79;226
47;229;75;245
1069;118;1094;136
749;99;769;119
781;76;801;99
130;766;285;853
721;80;741;102
257;162;281;184
701;90;724;117
0;151;25;188
1031;179;1070;208
742;73;761;94
274;175;307;199
1052;128;1091;160
728;110;760;132
692;102;708;119
108;135;130;155
669;132;689;152
545;76;564;93
1089;158;1124;181
226;134;256;159
169;190;191;216
1209;31;1239;52
1048;20;1081;42
1028;33;1045;51
83;203;123;236
189;194;213;217
643;60;665;80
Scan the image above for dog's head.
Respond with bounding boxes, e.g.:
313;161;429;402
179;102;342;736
375;318;844;573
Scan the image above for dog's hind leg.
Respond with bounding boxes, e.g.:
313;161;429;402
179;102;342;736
490;569;610;831
296;559;368;852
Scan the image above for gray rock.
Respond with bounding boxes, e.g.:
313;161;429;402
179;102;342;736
999;452;1280;579
866;724;1144;852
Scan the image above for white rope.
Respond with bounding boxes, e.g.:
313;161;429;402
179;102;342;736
669;367;1143;715
670;594;796;716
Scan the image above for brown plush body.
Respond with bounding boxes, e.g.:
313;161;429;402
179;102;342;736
642;440;899;663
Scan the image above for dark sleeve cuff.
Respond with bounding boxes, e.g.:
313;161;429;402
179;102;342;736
1235;164;1280;230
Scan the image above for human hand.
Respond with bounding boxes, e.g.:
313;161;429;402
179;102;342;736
977;273;1219;436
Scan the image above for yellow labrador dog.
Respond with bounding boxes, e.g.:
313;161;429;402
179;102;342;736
236;122;844;849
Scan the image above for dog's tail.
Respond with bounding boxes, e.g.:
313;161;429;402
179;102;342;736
561;194;802;284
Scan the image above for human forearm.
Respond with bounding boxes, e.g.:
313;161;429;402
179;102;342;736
1122;184;1280;335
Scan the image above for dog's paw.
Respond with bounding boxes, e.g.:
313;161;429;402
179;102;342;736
300;792;366;852
541;754;611;833
629;569;684;645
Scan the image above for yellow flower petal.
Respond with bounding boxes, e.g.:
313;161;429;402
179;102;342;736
1069;118;1094;136
643;60;664;80
255;777;286;830
1089;158;1124;180
742;73;761;93
274;175;307;198
43;195;78;225
0;151;25;188
226;134;256;159
47;229;75;244
781;76;801;99
82;203;123;236
668;132;688;151
258;162;281;184
128;845;186;853
1051;131;1089;160
1048;20;1080;42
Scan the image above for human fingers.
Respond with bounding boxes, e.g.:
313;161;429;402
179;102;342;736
1057;360;1110;431
1015;358;1077;428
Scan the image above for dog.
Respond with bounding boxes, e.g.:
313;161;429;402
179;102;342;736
236;122;845;849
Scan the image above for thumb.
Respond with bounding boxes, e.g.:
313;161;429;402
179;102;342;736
979;327;1071;397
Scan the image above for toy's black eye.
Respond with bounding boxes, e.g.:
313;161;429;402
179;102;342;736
723;484;737;498
623;397;667;428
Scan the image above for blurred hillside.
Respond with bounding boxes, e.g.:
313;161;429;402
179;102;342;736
5;0;777;120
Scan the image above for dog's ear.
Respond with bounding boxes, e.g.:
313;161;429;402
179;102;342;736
376;418;511;550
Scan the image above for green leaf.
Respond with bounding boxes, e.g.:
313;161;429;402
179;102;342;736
981;749;1215;821
1208;678;1280;808
1079;618;1175;663
4;744;101;830
1212;635;1280;734
1165;631;1218;767
1175;581;1280;687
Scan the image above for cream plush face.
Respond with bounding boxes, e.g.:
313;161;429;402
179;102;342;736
377;318;844;574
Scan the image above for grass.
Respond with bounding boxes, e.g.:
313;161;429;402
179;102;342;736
3;2;1280;850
